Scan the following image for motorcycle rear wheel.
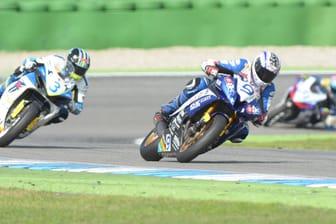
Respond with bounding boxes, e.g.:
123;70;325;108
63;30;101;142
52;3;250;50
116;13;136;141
0;102;40;147
176;114;227;163
139;129;162;161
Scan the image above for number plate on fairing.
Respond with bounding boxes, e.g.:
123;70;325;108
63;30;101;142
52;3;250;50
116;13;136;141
45;71;74;96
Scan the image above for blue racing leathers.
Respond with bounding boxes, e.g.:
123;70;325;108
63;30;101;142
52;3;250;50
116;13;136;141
161;58;275;142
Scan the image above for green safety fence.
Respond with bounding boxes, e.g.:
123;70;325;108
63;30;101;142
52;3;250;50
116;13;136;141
0;0;336;50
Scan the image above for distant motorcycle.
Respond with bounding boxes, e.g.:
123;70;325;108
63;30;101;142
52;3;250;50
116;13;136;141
265;75;329;128
140;74;263;163
0;62;75;146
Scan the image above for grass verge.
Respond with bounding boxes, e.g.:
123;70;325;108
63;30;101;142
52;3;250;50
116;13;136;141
1;133;335;223
1;168;336;224
228;133;336;150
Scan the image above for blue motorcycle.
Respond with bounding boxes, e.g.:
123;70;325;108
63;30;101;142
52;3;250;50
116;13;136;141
140;74;263;163
0;61;75;146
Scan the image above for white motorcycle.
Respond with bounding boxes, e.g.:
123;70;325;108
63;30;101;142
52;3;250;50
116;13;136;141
0;61;75;146
265;75;332;128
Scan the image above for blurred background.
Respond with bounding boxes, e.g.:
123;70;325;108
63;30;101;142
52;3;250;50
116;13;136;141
1;0;336;50
0;0;336;72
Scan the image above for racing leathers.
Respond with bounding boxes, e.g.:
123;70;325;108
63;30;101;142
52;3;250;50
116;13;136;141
0;55;88;123
155;57;275;143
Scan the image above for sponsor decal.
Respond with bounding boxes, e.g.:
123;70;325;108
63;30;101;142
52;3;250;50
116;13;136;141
190;95;212;110
224;77;235;91
224;77;233;84
246;105;253;114
165;133;171;152
8;80;26;93
172;135;180;151
245;104;260;115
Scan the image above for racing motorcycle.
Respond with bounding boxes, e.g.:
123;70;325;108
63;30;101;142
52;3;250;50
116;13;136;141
0;61;75;146
265;75;329;128
140;74;263;163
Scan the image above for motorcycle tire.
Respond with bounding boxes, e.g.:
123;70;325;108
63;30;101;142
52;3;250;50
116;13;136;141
264;103;287;127
139;129;162;161
0;102;40;147
176;114;227;163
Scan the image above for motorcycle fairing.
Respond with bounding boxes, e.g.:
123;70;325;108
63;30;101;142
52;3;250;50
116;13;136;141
185;89;219;117
290;76;327;109
218;75;266;121
179;75;240;118
0;73;36;111
38;65;74;99
0;73;38;131
157;129;180;155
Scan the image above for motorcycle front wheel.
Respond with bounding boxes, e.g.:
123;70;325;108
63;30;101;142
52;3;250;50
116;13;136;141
176;114;227;163
0;101;40;147
264;103;288;127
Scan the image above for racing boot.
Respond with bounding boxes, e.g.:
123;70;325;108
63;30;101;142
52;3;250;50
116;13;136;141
155;77;210;136
228;122;249;143
153;110;169;136
47;106;69;125
155;87;189;136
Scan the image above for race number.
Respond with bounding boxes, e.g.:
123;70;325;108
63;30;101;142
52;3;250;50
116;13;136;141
240;83;254;95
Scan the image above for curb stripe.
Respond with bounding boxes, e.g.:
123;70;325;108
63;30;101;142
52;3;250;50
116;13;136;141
0;158;335;189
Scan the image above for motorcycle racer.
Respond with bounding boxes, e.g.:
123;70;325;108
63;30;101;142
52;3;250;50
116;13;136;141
265;74;336;129
154;50;281;143
0;48;90;124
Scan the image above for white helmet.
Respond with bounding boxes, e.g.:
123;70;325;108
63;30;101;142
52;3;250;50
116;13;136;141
251;51;281;87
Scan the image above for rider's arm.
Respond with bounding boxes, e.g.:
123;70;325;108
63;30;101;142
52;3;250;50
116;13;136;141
253;84;276;126
201;58;248;77
68;77;88;115
251;83;275;126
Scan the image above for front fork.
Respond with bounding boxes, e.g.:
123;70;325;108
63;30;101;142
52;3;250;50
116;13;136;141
9;100;41;132
10;100;26;119
199;104;237;137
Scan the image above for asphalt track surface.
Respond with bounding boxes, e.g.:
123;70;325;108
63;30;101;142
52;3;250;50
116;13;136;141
0;74;335;179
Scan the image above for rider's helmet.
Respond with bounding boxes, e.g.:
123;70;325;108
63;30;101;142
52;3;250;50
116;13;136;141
329;75;336;96
67;48;91;80
251;51;281;87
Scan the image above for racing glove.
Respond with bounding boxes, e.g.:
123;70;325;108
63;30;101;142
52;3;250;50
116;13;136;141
22;57;38;71
201;59;219;77
13;57;38;77
252;114;267;127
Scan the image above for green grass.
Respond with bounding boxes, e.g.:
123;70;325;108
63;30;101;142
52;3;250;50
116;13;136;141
1;188;336;224
1;168;336;224
229;133;336;150
1;133;335;223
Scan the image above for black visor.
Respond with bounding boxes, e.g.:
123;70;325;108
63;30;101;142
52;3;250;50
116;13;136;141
74;64;88;77
254;58;277;83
